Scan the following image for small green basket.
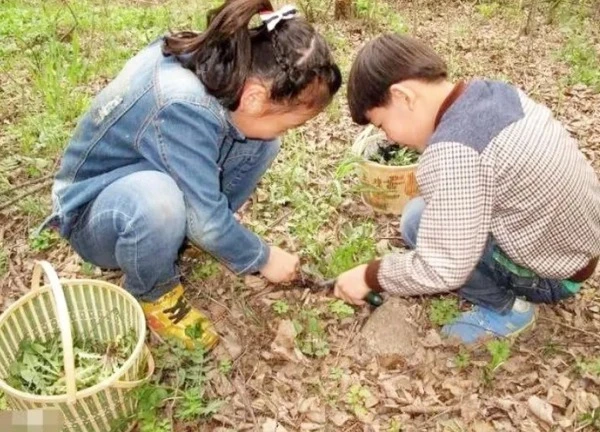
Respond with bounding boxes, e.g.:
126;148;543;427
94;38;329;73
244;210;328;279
0;261;154;432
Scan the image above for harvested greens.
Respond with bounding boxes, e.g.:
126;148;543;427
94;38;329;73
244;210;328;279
368;142;419;166
6;331;136;395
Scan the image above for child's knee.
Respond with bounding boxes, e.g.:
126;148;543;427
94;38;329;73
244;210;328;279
400;197;426;248
121;171;186;240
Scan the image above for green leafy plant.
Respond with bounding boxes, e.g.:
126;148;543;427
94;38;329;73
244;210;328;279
387;418;403;432
176;389;223;421
272;300;290;316
429;297;460;326
328;299;355;319
184;322;204;341
345;384;370;416
577;357;600;376
368;144;419;166
0;391;7;410
454;348;471;369
486;339;511;372
190;260;220;281
322;223;377;277
28;229;60;252
7;330;137;395
218;359;233;375
329;367;344;381
293;309;330;358
476;2;500;19
80;261;96;276
127;337;222;430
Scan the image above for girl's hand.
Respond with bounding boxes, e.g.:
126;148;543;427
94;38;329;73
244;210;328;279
261;246;300;284
334;264;370;306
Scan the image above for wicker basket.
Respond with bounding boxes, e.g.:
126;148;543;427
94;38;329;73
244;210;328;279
0;261;154;432
352;126;419;215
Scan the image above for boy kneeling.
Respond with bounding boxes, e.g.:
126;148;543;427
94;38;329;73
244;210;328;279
335;34;600;344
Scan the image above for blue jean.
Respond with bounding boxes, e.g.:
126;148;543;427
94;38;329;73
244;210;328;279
68;140;279;301
400;197;574;314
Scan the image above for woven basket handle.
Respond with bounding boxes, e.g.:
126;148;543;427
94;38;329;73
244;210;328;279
112;346;155;389
31;261;78;404
351;124;376;156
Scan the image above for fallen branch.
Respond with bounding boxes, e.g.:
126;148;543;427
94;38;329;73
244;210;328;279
0;174;52;197
0;180;52;212
401;404;461;415
538;317;600;341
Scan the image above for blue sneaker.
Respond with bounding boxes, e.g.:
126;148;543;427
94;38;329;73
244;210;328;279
442;299;536;344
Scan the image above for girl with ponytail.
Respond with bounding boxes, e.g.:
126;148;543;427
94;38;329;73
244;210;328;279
46;0;341;349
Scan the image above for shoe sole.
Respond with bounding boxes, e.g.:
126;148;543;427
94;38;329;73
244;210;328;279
467;308;537;348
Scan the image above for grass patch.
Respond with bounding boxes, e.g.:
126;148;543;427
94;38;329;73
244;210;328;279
293;308;330;358
190;259;221;281
429;297;460;326
28;229;60;252
560;32;600;91
125;338;222;430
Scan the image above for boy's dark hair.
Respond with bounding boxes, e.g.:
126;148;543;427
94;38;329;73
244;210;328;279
348;34;448;124
163;0;341;111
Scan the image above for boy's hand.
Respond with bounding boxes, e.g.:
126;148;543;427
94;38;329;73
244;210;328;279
334;264;370;306
260;246;299;284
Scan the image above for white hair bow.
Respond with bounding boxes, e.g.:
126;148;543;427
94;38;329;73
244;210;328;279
259;5;297;32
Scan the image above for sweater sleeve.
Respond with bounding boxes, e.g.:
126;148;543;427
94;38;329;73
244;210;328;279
365;142;494;295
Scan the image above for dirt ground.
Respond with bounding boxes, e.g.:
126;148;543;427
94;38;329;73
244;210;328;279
1;0;600;431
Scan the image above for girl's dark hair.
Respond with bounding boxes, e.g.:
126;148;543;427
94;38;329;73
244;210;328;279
348;34;448;125
163;0;341;111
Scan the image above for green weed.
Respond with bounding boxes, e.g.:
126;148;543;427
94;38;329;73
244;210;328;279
28;229;60;252
190;260;220;281
387;418;404;432
0;246;7;279
354;0;407;34
428;297;461;326
0;391;6;410
328;299;355;319
293;308;330;358
126;338;222;430
321;223;377;277
486;339;511;372
579;408;600;430
577;357;600;376
80;261;96;277
217;359;233;375
454;348;471;369
476;2;500;19
272;300;290;316
345;384;370;416
560;32;600;90
329;366;344;381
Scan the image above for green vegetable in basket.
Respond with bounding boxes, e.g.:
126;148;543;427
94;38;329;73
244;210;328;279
369;143;419;166
6;331;137;396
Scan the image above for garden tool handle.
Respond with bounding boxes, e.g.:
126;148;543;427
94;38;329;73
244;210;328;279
365;291;383;307
31;261;78;404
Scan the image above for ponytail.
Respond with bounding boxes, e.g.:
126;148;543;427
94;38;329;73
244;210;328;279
163;0;341;111
164;0;272;109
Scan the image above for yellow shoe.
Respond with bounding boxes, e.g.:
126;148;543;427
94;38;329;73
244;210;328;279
141;284;219;350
